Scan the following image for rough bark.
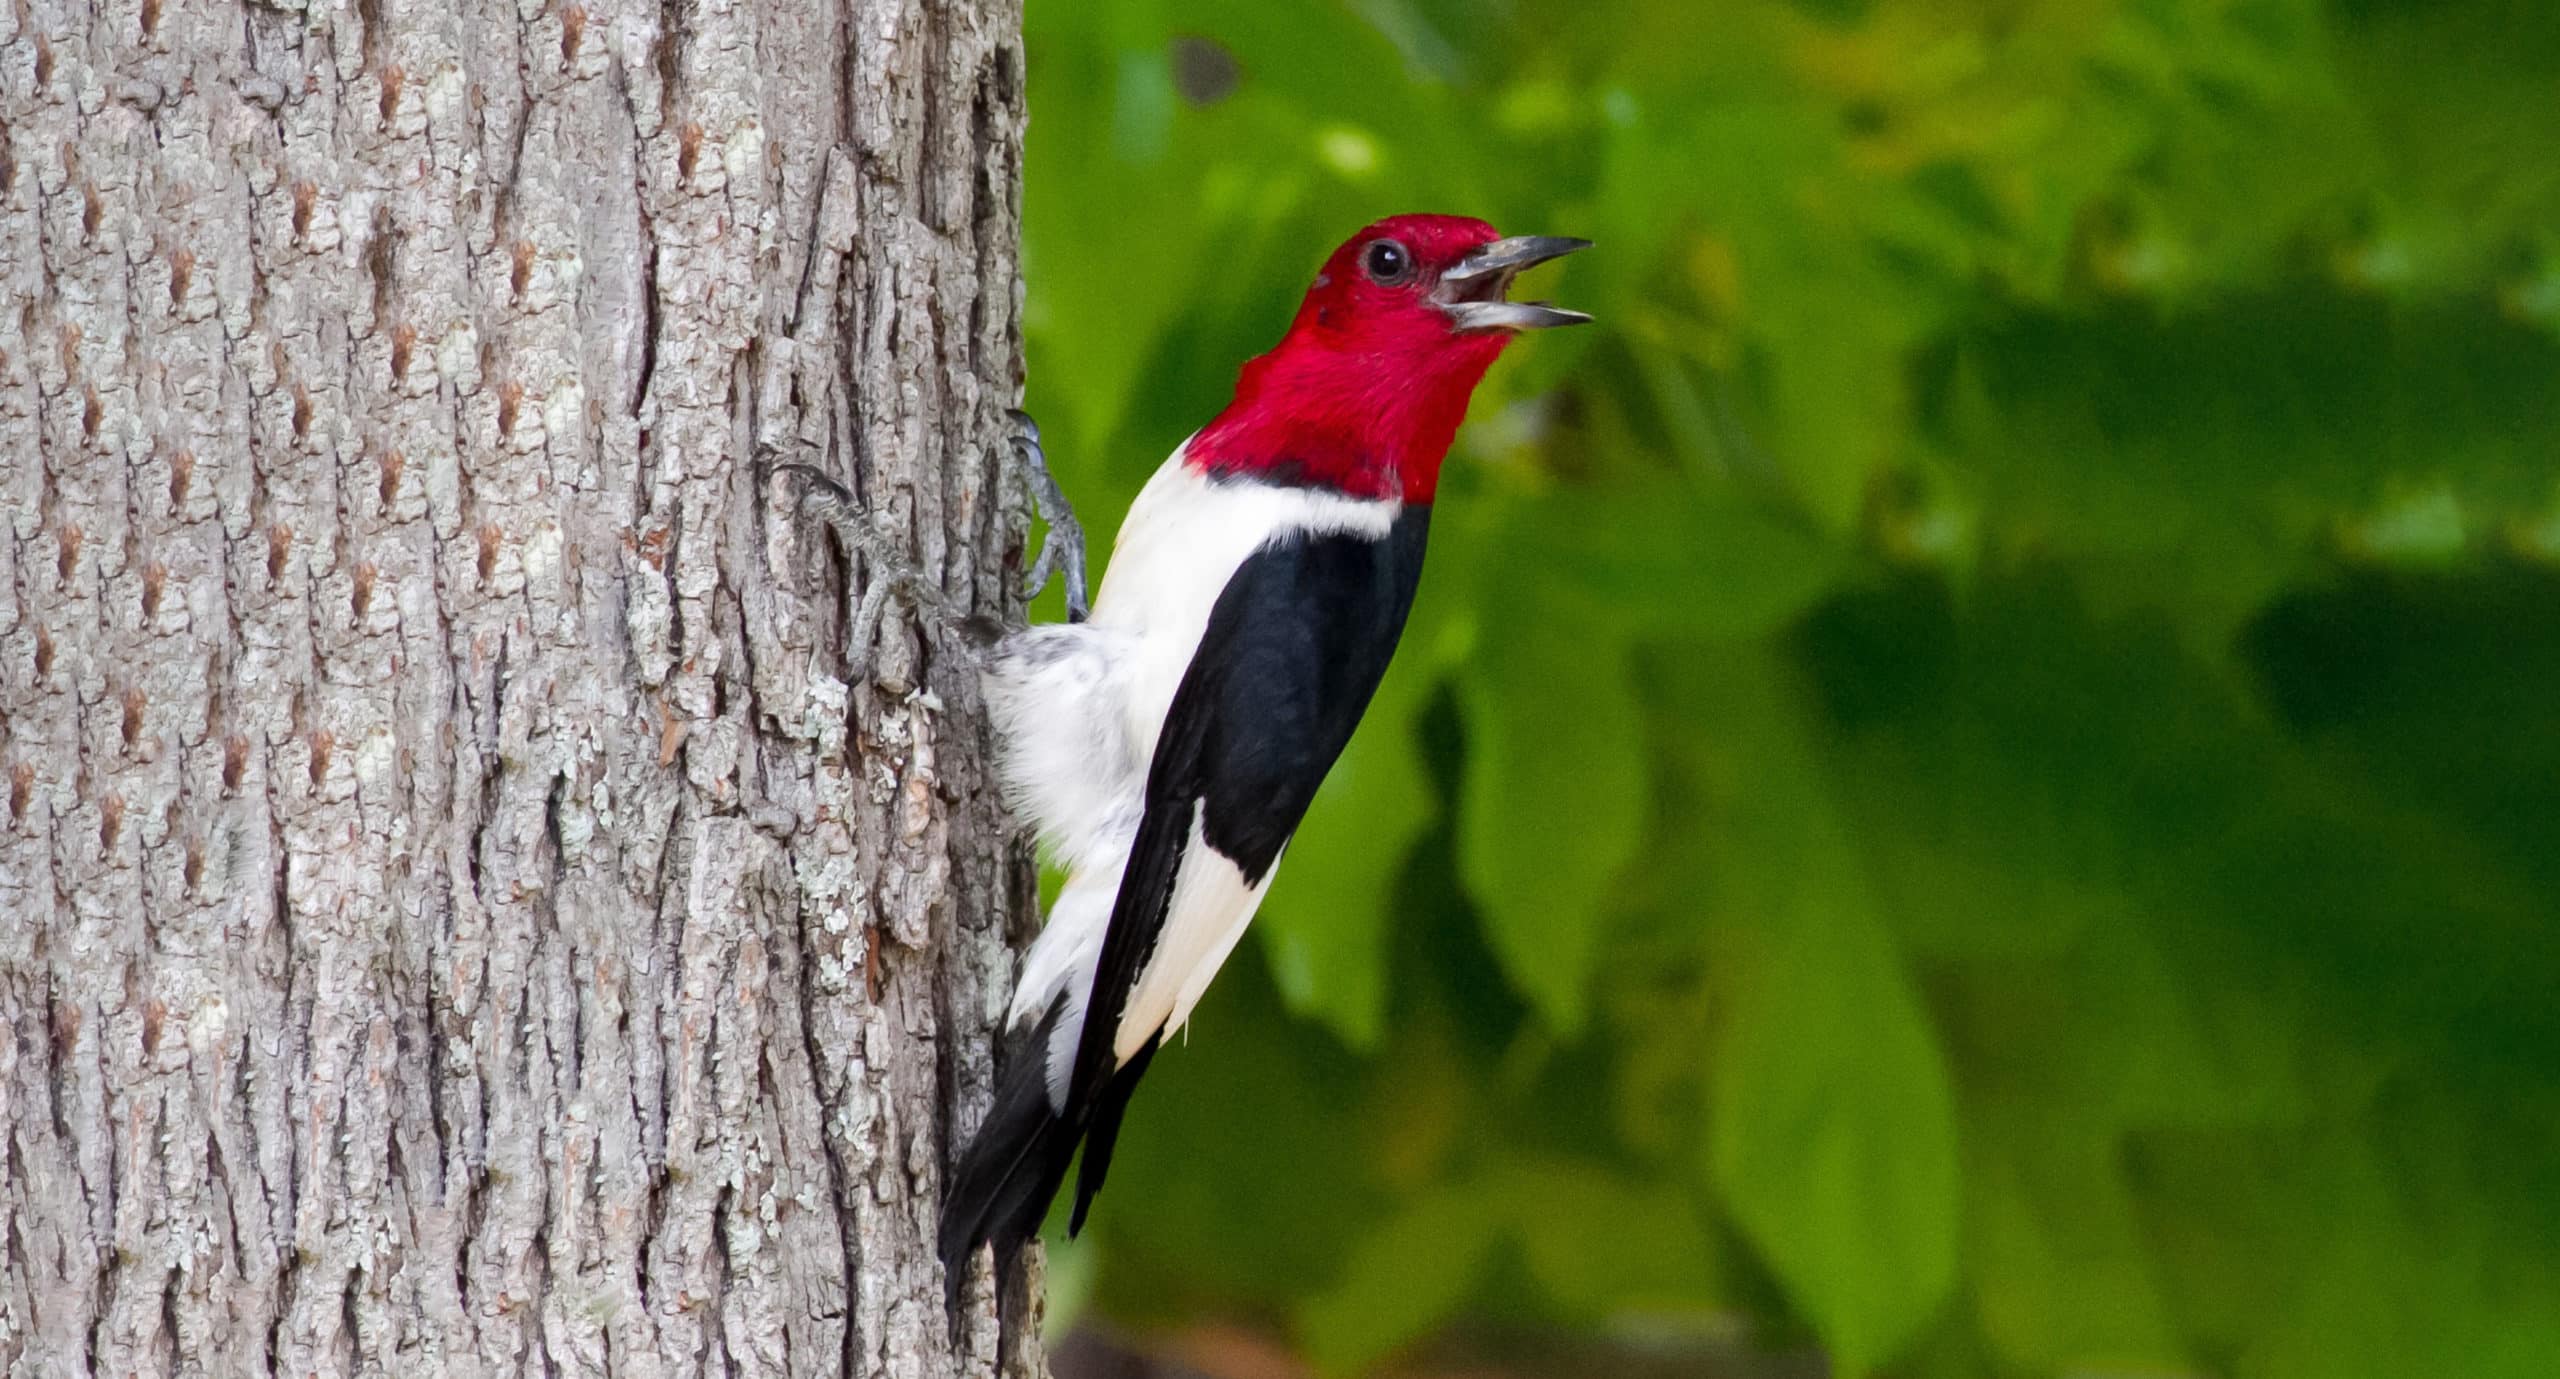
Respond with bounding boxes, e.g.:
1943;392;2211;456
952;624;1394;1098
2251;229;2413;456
0;0;1046;1375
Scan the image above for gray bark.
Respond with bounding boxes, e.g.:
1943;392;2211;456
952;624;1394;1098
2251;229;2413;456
0;0;1048;1375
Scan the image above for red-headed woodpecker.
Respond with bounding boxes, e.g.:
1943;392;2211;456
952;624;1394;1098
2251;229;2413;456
939;215;1591;1283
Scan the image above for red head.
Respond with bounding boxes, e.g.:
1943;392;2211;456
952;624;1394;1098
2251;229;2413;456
1188;214;1590;503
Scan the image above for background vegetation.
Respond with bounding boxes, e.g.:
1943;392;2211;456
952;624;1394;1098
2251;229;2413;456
1012;2;2560;1375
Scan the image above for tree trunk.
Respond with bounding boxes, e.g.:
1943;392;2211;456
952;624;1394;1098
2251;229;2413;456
0;0;1046;1374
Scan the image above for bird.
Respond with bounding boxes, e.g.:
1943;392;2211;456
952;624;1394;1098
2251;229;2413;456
938;214;1591;1288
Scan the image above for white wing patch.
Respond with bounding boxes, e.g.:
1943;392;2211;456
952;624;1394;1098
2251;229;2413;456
1112;806;1277;1064
1165;842;1286;1040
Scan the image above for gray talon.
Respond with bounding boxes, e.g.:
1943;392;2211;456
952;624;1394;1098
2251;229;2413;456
1008;410;1089;624
769;455;958;675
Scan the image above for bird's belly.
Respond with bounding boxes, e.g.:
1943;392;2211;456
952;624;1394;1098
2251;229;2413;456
982;623;1145;869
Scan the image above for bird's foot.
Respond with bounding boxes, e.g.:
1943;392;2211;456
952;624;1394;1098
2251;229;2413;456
1008;410;1089;624
764;449;980;677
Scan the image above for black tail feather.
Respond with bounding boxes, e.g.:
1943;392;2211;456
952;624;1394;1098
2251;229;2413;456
938;1001;1079;1292
1068;1034;1160;1236
939;1009;1171;1303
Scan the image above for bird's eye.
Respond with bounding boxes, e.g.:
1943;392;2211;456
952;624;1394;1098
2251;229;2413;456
1361;239;1413;286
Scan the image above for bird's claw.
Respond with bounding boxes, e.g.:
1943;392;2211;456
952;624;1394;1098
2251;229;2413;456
765;449;961;679
1008;410;1089;624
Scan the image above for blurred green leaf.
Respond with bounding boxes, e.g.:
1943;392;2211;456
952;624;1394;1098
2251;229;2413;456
1703;897;1960;1376
1297;1184;1503;1377
1456;573;1648;1033
1968;1118;2182;1373
1683;650;1961;1374
1496;479;1853;641
1258;657;1439;1049
1298;1154;1724;1374
1498;1157;1725;1318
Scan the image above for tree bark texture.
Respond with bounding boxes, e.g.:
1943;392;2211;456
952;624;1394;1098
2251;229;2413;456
0;0;1047;1375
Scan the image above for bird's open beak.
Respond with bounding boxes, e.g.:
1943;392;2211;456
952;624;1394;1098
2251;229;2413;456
1435;236;1594;332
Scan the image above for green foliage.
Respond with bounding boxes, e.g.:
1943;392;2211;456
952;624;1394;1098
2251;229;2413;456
1681;649;1962;1373
1454;567;1645;1034
1017;0;2560;1374
1257;656;1437;1048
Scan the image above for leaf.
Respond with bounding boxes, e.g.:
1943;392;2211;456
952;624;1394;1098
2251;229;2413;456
1705;908;1962;1374
1967;1118;2183;1373
1519;480;1851;642
1257;658;1437;1049
1681;649;1962;1374
1497;1157;1724;1319
1296;1185;1503;1377
1456;582;1648;1034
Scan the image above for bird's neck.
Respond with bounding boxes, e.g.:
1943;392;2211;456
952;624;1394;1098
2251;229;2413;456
1186;335;1507;504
